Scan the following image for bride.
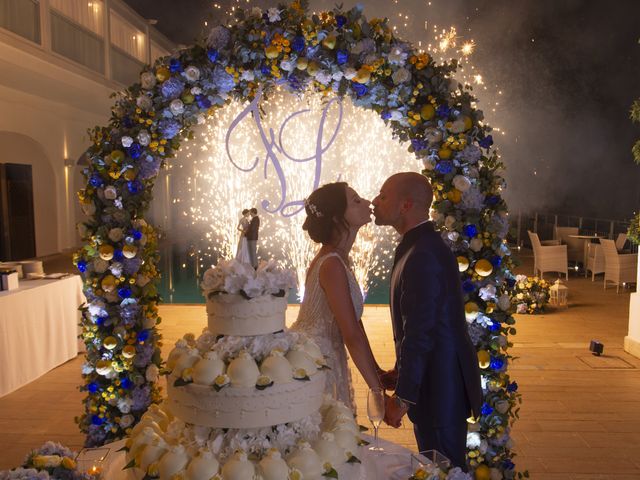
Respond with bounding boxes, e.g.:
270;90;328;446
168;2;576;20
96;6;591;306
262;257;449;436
235;209;251;264
290;182;384;412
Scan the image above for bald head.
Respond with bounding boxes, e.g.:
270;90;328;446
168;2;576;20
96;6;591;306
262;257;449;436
387;172;433;212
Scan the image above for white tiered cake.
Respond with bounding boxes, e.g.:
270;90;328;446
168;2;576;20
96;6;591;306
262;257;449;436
125;260;364;480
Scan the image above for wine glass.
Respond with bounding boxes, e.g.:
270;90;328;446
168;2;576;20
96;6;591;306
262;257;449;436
367;387;385;451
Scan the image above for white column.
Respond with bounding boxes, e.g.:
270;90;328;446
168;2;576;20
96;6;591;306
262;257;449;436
624;255;640;358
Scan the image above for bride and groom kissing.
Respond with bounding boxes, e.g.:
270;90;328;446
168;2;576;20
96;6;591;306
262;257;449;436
290;172;483;471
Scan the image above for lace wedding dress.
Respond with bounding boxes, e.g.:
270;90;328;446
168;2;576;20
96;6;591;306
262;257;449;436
235;217;250;264
290;253;363;413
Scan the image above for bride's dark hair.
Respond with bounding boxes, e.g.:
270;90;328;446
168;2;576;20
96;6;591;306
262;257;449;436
302;182;349;244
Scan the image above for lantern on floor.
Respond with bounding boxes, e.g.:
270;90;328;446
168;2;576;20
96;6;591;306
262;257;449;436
549;279;568;307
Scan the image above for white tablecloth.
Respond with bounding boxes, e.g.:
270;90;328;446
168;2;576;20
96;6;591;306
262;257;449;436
100;435;417;480
0;275;84;397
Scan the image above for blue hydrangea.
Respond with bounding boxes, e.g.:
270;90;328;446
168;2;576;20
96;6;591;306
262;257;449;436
212;66;235;93
336;15;347;28
207;48;219;62
160;77;184;100
292;36;305;52
169;58;183;73
463;224;478;237
435;160;453;174
479;134;494;149
336;49;349;65
159;118;181;139
127;143;142;159
352;82;368;97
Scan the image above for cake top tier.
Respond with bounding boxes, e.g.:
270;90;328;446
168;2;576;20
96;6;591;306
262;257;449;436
201;259;296;299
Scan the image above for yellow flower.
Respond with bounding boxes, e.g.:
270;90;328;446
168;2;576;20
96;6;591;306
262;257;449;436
265;45;280;59
414;468;427;480
354;68;371;84
61;456;76;470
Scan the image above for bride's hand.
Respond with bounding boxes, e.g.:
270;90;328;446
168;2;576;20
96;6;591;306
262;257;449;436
379;369;398;391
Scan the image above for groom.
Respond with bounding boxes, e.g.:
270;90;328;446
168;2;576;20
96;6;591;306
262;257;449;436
372;172;482;470
246;207;260;269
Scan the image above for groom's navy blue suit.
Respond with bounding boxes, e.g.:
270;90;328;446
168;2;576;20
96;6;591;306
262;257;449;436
390;221;482;469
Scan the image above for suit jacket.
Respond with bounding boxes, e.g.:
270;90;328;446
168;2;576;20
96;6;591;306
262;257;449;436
246;216;260;241
391;221;482;427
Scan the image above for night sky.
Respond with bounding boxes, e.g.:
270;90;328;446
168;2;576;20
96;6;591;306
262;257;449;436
125;0;640;221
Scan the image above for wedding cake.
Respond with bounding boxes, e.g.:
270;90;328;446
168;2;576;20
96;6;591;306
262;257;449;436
125;260;365;480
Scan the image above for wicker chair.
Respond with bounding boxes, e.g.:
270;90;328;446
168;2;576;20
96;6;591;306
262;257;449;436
615;233;628;252
585;243;605;281
528;231;568;280
601;238;638;293
554;226;583;264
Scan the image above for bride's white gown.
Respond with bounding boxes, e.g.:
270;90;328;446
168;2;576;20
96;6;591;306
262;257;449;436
290;253;363;413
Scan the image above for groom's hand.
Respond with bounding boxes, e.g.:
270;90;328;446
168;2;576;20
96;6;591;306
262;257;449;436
384;394;408;428
379;369;398;391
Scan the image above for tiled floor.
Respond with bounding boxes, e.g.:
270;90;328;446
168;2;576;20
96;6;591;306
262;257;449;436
0;251;638;478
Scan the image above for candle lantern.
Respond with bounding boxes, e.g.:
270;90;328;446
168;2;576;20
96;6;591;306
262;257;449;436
549;279;569;307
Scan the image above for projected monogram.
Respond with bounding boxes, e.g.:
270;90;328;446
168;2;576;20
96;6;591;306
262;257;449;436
225;88;343;217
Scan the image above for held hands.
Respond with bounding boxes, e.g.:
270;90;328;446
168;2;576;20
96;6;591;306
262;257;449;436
378;368;398;391
383;394;408;428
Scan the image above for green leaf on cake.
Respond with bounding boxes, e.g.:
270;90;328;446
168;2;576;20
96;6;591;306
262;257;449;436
173;377;193;387
358;425;369;432
322;467;338;478
347;454;361;464
116;445;129;452
357;438;370;446
122;459;136;470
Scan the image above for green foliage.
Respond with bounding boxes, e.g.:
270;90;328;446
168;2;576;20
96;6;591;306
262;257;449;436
628;212;640;245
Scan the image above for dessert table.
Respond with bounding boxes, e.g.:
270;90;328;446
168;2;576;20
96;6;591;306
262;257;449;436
0;275;84;397
100;435;421;480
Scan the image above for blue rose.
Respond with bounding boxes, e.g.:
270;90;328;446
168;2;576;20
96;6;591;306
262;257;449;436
381;111;391;120
260;65;271;77
160;77;184;100
89;174;103;187
159;119;181;139
87;382;99;393
336;49;349;65
122;116;134;128
336;15;347;28
207;48;219;63
132;229;142;240
118;287;131;298
490;357;504;370
486;195;500;206
292;36;305;53
411;138;427;151
77;260;87;273
169;58;183;73
434;160;453;174
436;104;451;118
120;377;133;389
463;224;478;238
503;460;515;471
137;330;150;342
479;135;494;149
113;249;124;262
91;415;104;426
352;82;368;97
506;381;518;392
490;255;502;267
195;94;212;109
127;180;143;194
462;279;476;293
480;403;493;416
488;321;500;332
127;143;142;159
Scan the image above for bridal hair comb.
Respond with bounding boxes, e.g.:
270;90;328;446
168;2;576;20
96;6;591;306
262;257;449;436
304;198;324;218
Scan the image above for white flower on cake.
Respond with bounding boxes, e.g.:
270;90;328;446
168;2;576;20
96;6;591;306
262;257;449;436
330;428;359;453
286;347;318;377
138;438;167;473
313;432;345;467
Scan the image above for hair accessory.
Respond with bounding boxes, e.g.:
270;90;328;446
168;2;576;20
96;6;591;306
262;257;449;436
304;198;324;218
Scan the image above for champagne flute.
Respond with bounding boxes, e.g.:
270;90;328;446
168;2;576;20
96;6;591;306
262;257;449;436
367;387;385;451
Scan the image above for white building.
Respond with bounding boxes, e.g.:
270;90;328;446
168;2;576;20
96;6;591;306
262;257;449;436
0;0;174;258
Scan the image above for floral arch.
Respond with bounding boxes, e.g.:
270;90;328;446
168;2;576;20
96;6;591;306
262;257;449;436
75;1;521;477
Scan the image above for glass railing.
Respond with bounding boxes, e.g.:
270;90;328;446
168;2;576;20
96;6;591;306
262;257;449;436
51;10;104;74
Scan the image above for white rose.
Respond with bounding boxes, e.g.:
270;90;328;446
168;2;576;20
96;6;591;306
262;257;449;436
191;86;202;95
332;71;344;81
119;414;134;428
196;113;206;124
315;70;332;85
449;118;467;134
170;99;185;115
117;397;132;413
479;284;496;301
479;439;488;454
344;67;357;80
121;136;133;148
452;175;471;192
280;58;296;72
470;237;483;252
108;228;124;242
387;46;408;65
391;67;411;84
81;202;96;216
251;7;262;17
490;468;503;480
445;215;456;230
143;316;157;329
183;65;200;82
146;364;160;382
447;231;459;242
140;71;156;89
466;432;481;449
267;7;281;22
137;130;151;146
240;70;255;82
104;186;117;200
136;95;152;111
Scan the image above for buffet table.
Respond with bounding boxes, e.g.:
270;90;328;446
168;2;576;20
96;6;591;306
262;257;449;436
0;275;84;397
100;435;420;480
